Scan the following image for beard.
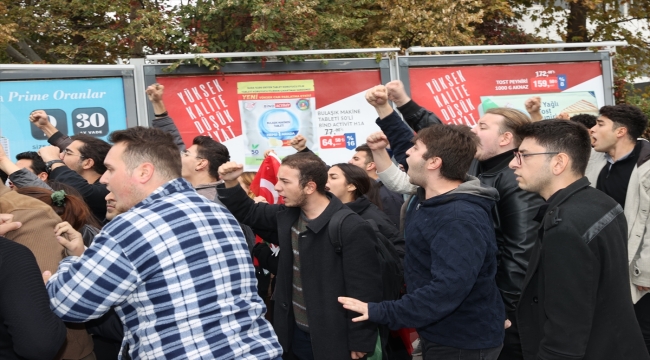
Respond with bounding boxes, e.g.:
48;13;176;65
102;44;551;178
286;190;308;208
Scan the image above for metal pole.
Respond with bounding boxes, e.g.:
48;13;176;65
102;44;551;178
0;64;135;70
405;41;628;55
129;59;150;127
146;48;401;61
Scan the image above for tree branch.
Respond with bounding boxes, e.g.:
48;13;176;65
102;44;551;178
17;40;42;62
5;44;30;63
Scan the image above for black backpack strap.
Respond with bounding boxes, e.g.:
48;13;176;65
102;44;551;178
327;208;356;254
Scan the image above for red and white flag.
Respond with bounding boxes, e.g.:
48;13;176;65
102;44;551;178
250;152;284;205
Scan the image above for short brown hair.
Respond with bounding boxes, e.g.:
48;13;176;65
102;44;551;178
354;144;373;164
281;152;328;194
109;127;181;180
485;108;531;147
412;124;478;181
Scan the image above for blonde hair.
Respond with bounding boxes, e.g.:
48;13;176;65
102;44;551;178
485;108;531;147
239;171;257;198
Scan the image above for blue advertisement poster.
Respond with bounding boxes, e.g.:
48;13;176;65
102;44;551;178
0;77;127;159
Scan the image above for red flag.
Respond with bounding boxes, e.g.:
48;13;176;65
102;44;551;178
250;152;284;205
249;153;283;267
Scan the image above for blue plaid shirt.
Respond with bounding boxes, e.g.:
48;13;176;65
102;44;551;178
46;178;282;359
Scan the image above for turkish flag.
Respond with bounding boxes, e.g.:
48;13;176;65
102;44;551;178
249;153;283;266
250;152;284;205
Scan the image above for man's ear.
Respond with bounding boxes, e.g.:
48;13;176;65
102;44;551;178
81;157;95;171
134;163;155;184
37;172;48;181
304;180;317;195
426;157;442;171
551;153;570;175
195;159;209;172
366;161;376;172
615;125;629;139
499;132;514;147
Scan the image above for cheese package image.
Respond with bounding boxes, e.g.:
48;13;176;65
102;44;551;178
238;80;317;169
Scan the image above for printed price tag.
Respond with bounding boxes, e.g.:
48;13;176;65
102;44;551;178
320;135;346;149
530;77;559;90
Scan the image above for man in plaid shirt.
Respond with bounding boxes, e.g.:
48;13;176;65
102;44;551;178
45;127;282;360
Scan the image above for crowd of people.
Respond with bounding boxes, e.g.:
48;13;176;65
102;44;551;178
0;80;648;360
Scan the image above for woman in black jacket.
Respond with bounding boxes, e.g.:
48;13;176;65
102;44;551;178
326;163;406;261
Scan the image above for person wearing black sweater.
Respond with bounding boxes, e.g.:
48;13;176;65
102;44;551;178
0;225;66;360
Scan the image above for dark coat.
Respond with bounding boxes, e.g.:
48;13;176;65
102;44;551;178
468;155;544;313
217;184;382;360
346;195;405;262
394;102;544;314
517;177;649;360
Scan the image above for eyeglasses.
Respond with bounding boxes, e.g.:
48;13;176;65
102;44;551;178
181;149;204;160
513;151;559;165
63;149;85;159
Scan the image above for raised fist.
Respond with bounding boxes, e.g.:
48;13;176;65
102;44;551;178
218;161;244;182
365;85;389;108
290;135;307;152
146;83;165;103
366;131;390;151
29;110;50;128
524;96;541;114
386;80;410;107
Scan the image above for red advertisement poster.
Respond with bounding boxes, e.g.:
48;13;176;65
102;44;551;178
156;70;382;169
408;62;605;126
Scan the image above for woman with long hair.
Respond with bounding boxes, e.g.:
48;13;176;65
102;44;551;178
15;184;102;246
326;163;405;260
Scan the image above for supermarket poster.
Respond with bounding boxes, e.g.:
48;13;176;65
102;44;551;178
156;71;383;170
0;78;128;159
408;62;605;126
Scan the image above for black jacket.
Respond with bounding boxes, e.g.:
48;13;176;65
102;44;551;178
217;184;382;360
517;177;649;360
468;155;543;312
346;196;406;263
394;103;543;313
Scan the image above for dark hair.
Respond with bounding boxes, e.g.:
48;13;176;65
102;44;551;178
599;104;649;140
15;151;46;174
0;169;7;184
15;186;102;231
71;134;112;174
570;114;597;129
354;144;374;164
332;163;383;209
412;124;478;181
192;136;230;179
109;127;182;180
485;107;531;147
281;152;328;194
515;120;591;175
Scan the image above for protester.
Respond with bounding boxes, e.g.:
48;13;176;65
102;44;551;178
570;113;597;129
585;104;650;352
348;143;404;227
509;120;649;360
326;163;405;260
45;126;282;359
0;179;94;359
15;186;102;246
217;153;382;360
9;151;48;188
339;122;505;360
30;110;111;222
370;82;544;359
0;214;67;360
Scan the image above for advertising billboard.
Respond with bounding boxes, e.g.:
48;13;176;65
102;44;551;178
407;60;607;126
0;77;128;159
156;70;383;169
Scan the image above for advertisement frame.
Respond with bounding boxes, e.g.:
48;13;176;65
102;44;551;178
0;65;139;128
398;51;615;107
142;58;393;125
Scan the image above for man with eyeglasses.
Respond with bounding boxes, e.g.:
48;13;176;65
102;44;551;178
509;120;649;360
9;110;112;223
367;82;545;360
